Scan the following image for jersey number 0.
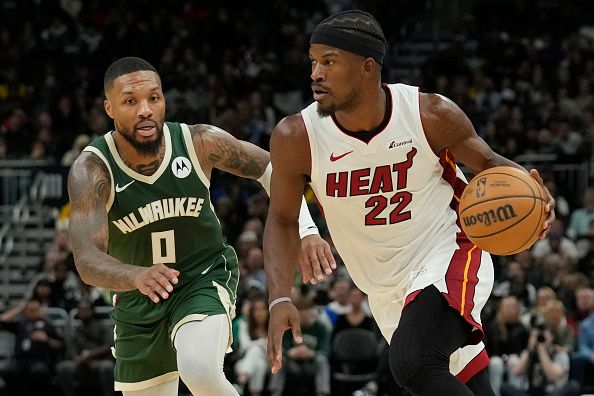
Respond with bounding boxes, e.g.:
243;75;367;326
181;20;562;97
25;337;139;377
151;230;176;264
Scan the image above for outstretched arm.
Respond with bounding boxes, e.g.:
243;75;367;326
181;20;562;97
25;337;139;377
68;152;179;302
421;93;555;237
188;123;269;180
189;123;334;281
263;115;316;373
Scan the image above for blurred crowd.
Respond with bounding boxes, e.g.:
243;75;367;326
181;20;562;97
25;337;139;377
2;0;594;395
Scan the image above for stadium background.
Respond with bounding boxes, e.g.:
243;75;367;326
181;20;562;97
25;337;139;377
1;0;594;395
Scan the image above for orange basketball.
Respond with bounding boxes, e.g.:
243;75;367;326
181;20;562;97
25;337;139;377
458;166;547;256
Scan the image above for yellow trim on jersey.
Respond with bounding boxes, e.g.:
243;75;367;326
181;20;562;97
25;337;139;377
104;124;172;184
82;146;115;212
460;245;478;316
114;371;178;391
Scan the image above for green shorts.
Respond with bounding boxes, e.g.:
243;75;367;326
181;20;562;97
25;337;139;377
111;262;239;392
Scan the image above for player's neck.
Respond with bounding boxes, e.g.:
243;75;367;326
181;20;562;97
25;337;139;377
334;85;386;132
113;131;165;176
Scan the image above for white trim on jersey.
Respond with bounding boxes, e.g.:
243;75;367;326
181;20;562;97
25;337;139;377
180;123;211;189
104;124;173;184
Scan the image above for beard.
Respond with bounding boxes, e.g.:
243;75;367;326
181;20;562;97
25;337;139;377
316;86;361;118
116;120;164;156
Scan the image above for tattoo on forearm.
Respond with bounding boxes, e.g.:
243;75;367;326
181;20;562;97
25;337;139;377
188;123;267;178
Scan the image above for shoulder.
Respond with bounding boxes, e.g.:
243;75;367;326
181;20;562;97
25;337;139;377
187;123;228;142
70;151;109;181
273;114;307;137
419;92;461;124
270;114;309;148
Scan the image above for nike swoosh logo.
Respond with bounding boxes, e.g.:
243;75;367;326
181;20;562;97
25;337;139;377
330;150;353;162
115;180;135;193
201;262;215;275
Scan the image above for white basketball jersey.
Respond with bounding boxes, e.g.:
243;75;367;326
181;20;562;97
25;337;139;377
301;83;469;295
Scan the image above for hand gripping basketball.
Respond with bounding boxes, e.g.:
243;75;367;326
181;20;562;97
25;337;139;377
458;166;553;255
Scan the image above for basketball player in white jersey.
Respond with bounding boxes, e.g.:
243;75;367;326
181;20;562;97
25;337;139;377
263;10;555;396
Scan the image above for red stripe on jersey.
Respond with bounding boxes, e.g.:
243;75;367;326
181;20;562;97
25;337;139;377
439;149;467;228
455;347;490;383
443;233;484;345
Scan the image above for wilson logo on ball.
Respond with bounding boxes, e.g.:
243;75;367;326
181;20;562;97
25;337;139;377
462;204;518;227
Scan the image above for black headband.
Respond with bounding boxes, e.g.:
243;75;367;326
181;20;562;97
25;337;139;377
310;25;386;64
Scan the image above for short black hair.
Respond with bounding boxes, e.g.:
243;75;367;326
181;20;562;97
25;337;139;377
103;56;158;94
318;10;387;47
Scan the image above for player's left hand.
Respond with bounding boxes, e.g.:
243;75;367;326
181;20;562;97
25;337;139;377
529;169;555;239
299;234;336;285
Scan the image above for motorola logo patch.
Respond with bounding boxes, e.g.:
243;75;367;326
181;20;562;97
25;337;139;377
172;156;192;178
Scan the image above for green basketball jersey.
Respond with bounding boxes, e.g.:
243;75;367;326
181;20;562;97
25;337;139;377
84;122;238;290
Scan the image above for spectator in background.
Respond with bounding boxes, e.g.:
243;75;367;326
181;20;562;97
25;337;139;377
486;296;529;396
237;230;260;260
331;283;381;396
502;321;579;396
570;308;594;392
323;278;352;326
514;250;543;290
567;187;594;241
568;286;594;328
61;134;91;166
48;261;81;311
532;221;580;267
269;295;330;396
234;297;270;396
56;299;114;396
242;247;268;297
542;300;575;353
577;223;594;282
331;283;375;338
493;261;536;311
522;287;557;328
0;299;64;396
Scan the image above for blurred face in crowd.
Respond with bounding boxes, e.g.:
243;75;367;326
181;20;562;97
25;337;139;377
583;188;594;210
349;287;365;310
298;306;317;328
309;44;368;117
332;279;351;306
499;296;520;323
250;299;269;327
104;70;166;156
33;281;52;302
24;300;44;322
507;261;524;282
78;301;94;322
537;287;555;308
544;302;564;329
576;288;594;313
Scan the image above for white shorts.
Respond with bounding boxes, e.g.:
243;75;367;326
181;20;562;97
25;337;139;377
367;236;494;382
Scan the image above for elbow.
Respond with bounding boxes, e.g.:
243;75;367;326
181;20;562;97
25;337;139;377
72;253;95;286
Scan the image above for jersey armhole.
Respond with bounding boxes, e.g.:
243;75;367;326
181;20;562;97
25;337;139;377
82;146;115;212
180;123;211;189
300;111;317;181
412;88;440;165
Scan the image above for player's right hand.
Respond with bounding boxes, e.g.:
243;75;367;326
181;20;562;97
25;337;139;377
267;301;302;374
133;264;180;303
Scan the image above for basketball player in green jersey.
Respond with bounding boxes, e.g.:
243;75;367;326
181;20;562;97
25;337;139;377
67;57;335;396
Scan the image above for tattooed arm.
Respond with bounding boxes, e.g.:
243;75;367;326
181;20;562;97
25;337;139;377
188;124;269;179
68;152;179;301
